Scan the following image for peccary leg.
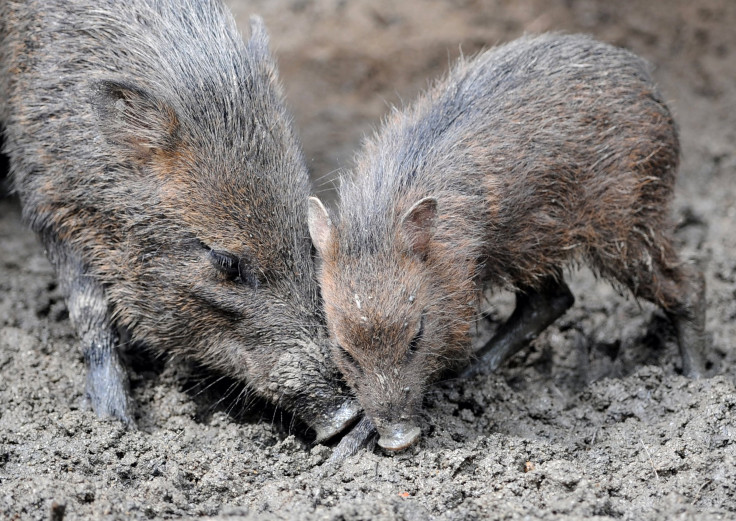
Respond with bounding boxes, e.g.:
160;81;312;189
667;271;706;378
323;416;377;467
464;276;574;377
620;256;706;378
45;237;134;424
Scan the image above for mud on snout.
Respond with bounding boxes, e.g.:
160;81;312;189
264;343;362;442
356;372;425;451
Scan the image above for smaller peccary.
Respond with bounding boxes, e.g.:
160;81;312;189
0;0;360;440
309;34;706;451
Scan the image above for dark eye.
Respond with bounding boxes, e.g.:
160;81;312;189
408;316;425;357
209;249;239;277
209;249;259;289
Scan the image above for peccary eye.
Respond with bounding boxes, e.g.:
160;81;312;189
209;249;238;276
208;249;259;289
407;316;425;357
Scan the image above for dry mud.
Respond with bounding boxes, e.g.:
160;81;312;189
1;0;735;519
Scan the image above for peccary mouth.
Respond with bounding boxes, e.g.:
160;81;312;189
376;422;421;451
310;399;362;443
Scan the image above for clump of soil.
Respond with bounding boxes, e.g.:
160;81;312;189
1;0;734;519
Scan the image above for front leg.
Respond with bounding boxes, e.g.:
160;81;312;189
463;276;574;377
323;416;377;467
46;237;134;424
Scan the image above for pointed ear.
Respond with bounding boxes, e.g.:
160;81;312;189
308;196;333;257
92;80;181;163
246;16;272;57
245;16;281;84
400;197;437;257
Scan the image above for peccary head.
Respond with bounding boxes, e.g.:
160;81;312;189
81;17;358;440
308;196;473;449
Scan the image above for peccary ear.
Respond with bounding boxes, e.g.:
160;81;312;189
247;17;278;66
92;80;180;163
245;15;285;93
308;197;333;257
400;197;438;258
246;16;272;56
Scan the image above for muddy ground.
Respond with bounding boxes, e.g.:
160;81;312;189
1;0;735;519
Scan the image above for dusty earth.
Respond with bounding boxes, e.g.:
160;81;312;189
1;0;735;519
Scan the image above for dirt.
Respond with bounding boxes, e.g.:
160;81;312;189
1;0;735;519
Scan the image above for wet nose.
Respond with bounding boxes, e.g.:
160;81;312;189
376;421;421;451
311;399;362;442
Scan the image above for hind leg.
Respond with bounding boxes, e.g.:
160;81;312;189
463;275;574;377
644;261;706;378
605;242;706;378
667;267;706;378
45;236;135;423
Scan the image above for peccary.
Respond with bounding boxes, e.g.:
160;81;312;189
308;34;706;450
0;0;360;440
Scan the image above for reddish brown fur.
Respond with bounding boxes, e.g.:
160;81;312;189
309;33;706;448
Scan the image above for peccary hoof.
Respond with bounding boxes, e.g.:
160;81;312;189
322;416;378;468
84;357;135;426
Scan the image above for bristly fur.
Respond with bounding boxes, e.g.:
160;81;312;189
0;0;358;434
311;34;703;438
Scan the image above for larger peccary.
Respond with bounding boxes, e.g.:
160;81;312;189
308;34;706;450
0;0;360;440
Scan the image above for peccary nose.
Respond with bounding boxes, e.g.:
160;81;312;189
376;422;421;451
311;399;362;443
